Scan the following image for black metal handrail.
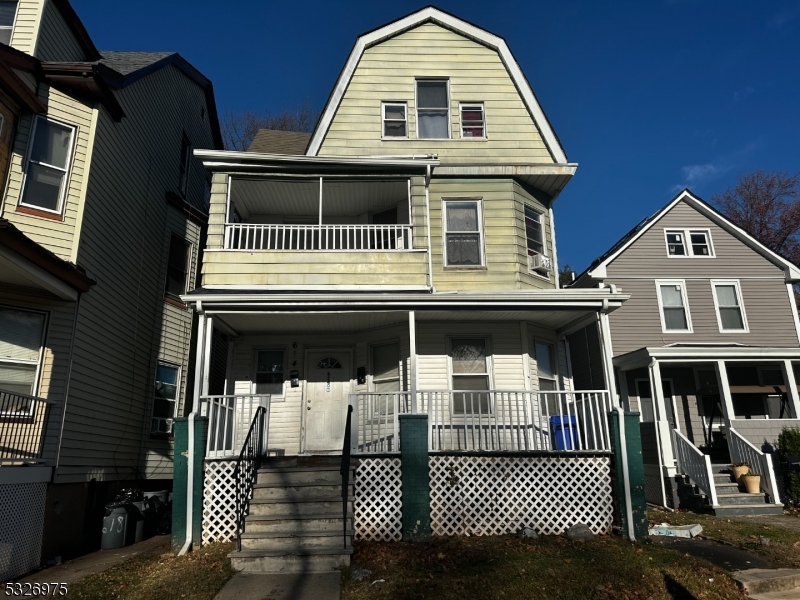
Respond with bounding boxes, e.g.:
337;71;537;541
1;389;58;464
233;405;266;552
340;404;353;549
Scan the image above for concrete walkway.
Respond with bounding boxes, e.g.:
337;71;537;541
18;535;170;585
214;572;341;600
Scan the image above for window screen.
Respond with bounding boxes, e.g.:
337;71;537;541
417;81;449;139
659;283;689;330
444;201;482;266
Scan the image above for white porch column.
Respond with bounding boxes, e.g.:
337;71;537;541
649;359;676;476
714;360;735;429
409;310;417;413
192;312;207;415
201;315;214;397
597;312;618;404
618;368;631;413
520;321;532;391
318;177;323;225
782;360;800;418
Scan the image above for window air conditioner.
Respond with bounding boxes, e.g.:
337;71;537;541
528;253;552;274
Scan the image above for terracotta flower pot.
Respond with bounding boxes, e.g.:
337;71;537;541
731;465;749;482
743;475;761;494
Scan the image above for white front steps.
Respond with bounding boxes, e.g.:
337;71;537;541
229;457;354;574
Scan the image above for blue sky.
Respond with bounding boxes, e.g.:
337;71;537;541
73;1;800;271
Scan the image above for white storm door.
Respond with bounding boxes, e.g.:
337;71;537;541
304;350;352;452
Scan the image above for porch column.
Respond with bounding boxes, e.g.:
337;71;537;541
649;359;676;476
201;316;214;397
192;312;207;414
597;312;618;404
782;360;800;418
618;369;631;413
714;360;735;429
409;310;417;413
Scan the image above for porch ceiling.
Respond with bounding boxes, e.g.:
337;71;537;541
231;177;408;219
212;308;606;335
614;345;800;371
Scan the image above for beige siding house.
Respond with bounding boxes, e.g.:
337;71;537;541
0;0;221;579
186;7;629;572
572;190;800;515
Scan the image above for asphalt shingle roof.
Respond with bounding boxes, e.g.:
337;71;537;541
98;51;175;76
248;130;311;155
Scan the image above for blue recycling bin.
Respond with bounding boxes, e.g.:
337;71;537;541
549;415;578;450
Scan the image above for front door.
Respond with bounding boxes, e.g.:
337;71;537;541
304;350;352;452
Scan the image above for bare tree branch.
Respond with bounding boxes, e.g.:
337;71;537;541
221;100;319;151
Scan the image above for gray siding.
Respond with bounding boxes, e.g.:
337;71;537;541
604;199;799;356
34;0;86;62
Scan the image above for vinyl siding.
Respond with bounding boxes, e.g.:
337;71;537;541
0;86;94;260
604;200;799;356
33;0;86;62
429;177;554;291
53;65;215;483
9;0;42;56
730;418;800;448
317;22;554;164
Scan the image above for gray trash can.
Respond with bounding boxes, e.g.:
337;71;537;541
101;505;133;549
130;501;146;543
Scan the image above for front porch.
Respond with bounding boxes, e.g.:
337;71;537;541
616;346;800;513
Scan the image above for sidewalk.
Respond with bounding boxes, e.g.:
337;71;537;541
17;535;170;585
214;572;340;600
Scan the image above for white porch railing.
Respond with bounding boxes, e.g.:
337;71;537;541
674;429;719;507
200;394;271;458
728;427;781;504
348;390;614;454
224;223;413;251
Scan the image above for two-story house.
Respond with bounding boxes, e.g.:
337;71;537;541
0;0;221;579
572;189;800;516
185;7;632;573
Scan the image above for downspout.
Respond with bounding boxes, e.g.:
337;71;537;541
648;358;672;512
549;206;559;289
179;304;205;556
615;406;636;541
54;293;82;471
424;165;434;292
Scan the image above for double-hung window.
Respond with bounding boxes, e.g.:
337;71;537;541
443;199;483;266
460;103;485;138
20;116;75;214
0;2;17;45
416;80;449;139
382;102;407;138
0;307;45;416
255;350;284;395
535;341;557;391
664;229;714;257
712;280;748;332
450;338;491;414
656;280;692;332
152;363;179;434
165;235;191;298
525;206;545;257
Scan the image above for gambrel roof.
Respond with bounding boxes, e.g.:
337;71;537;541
306;6;567;163
573;189;800;284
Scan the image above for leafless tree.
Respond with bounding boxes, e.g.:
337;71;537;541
221;100;319;151
713;169;800;266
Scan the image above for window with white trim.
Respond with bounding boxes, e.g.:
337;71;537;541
0;307;45;415
179;133;191;197
443;199;483;267
0;2;17;46
416;80;449;139
382;102;407;138
525;206;545;257
534;341;557;391
151;363;179;434
20;116;75;214
712;280;748;332
460;103;485;138
664;229;714;257
656;281;692;332
451;338;491;414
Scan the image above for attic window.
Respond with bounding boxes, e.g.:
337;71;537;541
382;102;407;137
460;104;485;138
416;80;449;139
664;229;714;257
0;1;17;45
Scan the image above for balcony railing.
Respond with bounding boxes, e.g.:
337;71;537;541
349;390;614;454
0;389;59;465
224;223;413;251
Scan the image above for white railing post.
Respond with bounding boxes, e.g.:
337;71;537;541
728;427;781;505
223;224;413;252
703;454;719;507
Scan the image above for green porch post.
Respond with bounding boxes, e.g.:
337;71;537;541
399;414;431;540
609;411;648;540
172;416;209;553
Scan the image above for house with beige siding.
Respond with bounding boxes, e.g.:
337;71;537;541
571;189;800;515
0;0;221;579
184;7;634;574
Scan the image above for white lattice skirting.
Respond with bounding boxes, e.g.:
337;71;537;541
429;455;614;536
354;458;402;542
0;482;47;581
202;460;238;544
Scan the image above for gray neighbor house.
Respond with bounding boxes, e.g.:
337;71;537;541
571;189;800;515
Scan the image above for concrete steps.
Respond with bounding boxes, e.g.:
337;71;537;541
676;464;784;517
229;456;354;574
734;569;800;599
